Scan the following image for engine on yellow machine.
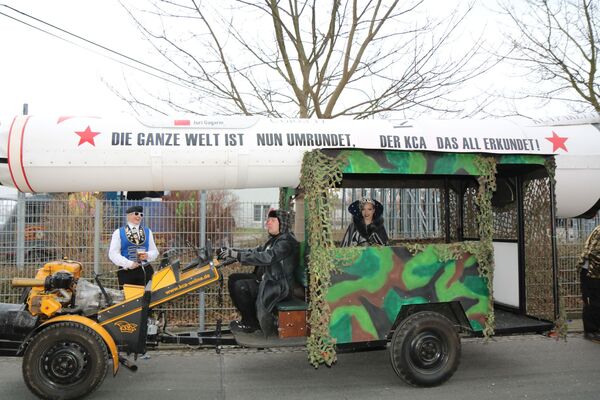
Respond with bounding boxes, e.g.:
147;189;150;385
12;260;83;318
12;259;124;318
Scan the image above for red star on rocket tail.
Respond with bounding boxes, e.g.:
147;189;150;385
75;126;100;146
545;131;568;152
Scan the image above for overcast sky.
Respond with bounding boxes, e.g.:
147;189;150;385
0;1;148;116
0;0;576;119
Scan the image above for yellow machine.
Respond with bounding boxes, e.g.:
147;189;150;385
2;246;228;400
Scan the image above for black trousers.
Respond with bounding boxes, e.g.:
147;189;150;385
117;264;154;290
228;273;260;328
581;268;600;333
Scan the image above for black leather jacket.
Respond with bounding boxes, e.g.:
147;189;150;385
340;215;389;247
237;231;299;334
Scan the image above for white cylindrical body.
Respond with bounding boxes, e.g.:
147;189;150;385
0;115;598;218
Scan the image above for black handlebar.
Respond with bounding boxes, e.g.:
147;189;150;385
94;273;114;307
182;259;201;271
181;256;237;273
217;257;238;268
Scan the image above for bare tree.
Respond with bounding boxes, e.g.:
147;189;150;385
117;0;491;119
162;190;239;250
501;0;599;114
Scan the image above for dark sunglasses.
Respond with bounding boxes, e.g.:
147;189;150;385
133;212;144;217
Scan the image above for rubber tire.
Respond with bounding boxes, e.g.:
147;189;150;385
389;311;460;387
22;322;108;400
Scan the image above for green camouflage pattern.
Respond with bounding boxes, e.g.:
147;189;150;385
497;154;547;165
327;245;489;344
322;149;547;176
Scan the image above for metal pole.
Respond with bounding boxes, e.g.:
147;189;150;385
198;289;206;333
516;176;527;314
16;103;28;269
16;193;25;269
198;190;207;332
93;201;102;274
444;178;451;243
200;190;207;247
381;188;387;233
402;189;408;238
390;189;397;237
458;181;464;241
341;188;346;229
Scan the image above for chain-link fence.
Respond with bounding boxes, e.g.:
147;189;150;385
0;192;277;329
0;191;596;324
556;214;600;318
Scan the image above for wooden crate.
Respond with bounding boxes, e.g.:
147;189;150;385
277;310;307;338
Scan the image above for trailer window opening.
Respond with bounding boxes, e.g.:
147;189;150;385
330;162;550;246
463;164;549;242
331;176;467;246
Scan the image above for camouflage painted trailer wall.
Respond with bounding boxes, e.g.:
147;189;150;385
328;245;487;344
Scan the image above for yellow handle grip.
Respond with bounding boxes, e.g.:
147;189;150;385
12;278;45;287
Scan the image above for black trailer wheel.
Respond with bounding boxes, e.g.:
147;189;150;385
389;311;460;387
22;322;108;400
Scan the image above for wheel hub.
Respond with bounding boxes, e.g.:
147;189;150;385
43;342;89;385
410;331;447;370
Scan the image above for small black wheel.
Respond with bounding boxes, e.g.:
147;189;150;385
389;311;460;387
22;322;108;400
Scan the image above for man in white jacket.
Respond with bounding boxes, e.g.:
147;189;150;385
109;205;158;289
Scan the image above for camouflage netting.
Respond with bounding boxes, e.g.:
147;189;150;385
463;186;479;239
493;196;518;240
523;177;555;321
300;150;345;367
545;159;568;338
521;159;566;337
473;156;497;337
278;187;295;211
446;188;460;242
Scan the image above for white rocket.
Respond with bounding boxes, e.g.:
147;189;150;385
0;114;599;218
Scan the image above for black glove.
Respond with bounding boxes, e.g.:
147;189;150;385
217;247;238;260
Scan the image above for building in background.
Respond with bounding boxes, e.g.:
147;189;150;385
233;188;279;229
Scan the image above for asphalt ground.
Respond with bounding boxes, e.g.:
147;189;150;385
1;333;599;400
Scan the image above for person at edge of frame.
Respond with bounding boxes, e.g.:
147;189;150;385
108;205;159;289
579;224;600;343
218;209;299;335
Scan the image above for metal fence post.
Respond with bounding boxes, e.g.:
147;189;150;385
341;188;346;229
94;201;102;275
16;192;25;269
16;103;28;270
198;190;207;332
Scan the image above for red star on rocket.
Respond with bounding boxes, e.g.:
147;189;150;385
545;131;568;152
75;126;100;146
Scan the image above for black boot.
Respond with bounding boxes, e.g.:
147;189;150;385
230;320;259;333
